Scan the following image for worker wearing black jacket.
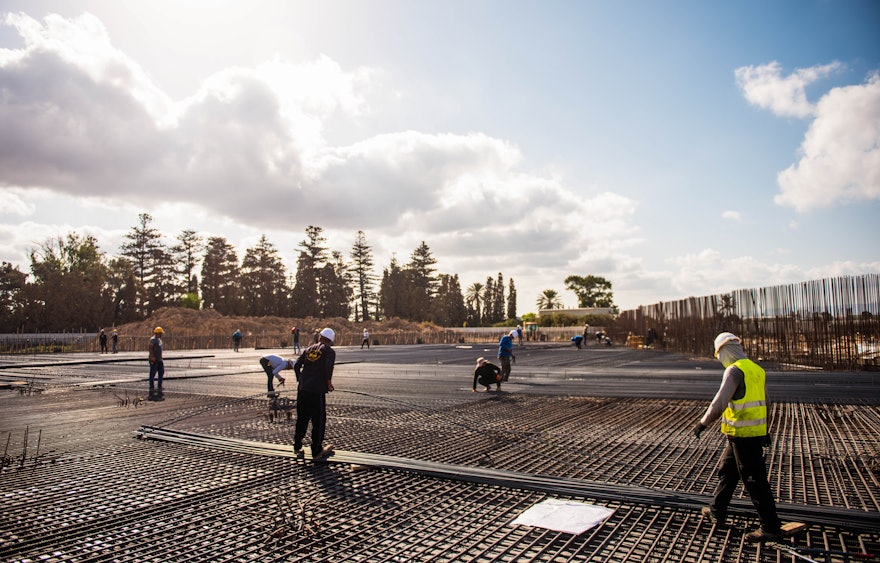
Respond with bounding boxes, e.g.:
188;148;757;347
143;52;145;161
293;327;336;461
473;357;502;392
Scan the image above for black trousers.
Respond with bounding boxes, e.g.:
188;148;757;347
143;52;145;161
295;389;327;456
711;435;781;531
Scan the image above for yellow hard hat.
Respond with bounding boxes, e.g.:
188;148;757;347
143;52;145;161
154;326;165;334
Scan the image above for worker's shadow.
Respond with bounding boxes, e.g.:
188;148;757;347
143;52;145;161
301;458;398;510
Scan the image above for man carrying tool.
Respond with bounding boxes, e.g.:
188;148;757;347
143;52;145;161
293;327;336;462
693;332;783;543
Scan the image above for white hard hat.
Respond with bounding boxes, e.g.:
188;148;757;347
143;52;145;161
319;327;335;343
713;332;740;357
509;330;517;337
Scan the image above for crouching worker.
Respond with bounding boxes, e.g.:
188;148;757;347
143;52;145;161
473;357;502;392
259;354;293;397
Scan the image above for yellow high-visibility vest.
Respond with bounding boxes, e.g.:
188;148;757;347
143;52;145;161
720;359;767;437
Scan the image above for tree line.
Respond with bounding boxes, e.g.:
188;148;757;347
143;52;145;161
0;213;525;333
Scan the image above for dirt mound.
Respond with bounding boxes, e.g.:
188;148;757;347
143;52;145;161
113;307;439;338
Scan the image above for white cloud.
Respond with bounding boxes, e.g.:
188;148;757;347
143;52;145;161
0;187;35;216
775;73;880;211
721;210;741;221
734;61;840;118
735;62;880;212
0;11;648;312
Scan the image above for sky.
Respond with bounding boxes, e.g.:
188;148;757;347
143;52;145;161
0;0;878;315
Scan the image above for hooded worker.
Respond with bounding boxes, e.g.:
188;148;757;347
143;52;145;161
694;332;783;543
293;327;337;461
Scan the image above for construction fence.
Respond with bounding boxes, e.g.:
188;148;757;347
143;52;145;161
613;274;880;371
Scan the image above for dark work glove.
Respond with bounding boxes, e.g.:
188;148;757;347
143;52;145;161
693;423;706;438
763;433;772;448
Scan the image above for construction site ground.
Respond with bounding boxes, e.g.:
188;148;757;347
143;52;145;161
1;341;879;562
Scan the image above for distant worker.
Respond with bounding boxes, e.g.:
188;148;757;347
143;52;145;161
693;332;782;543
498;331;515;382
361;328;370;349
232;329;243;352
259;354;292;397
99;329;108;354
572;334;584;349
148;327;165;401
291;326;301;353
111;330;118;353
473;357;502;392
646;327;657;348
516;325;524;346
293;328;337;462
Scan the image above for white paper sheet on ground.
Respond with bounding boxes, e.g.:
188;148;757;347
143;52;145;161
510;499;615;535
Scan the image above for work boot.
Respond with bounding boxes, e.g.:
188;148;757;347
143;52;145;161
744;528;782;543
700;506;727;527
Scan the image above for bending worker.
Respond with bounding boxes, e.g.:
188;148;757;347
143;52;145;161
259;354;292;397
693;332;782;543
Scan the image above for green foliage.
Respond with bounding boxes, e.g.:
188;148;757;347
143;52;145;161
6;218;526;330
535;289;563;310
538;313;581;327
180;292;201;310
564;275;615;308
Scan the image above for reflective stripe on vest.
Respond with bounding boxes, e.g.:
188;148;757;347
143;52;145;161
720;359;767;437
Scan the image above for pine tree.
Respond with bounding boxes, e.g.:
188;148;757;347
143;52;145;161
240;235;287;316
349;230;377;321
201;236;241;314
119;213;166;316
507;278;517;320
290;226;328;318
404;241;437;321
379;254;405;319
319;250;352;318
172;229;204;296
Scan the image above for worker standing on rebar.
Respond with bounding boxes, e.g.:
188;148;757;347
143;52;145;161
498;331;515;382
473;357;502;392
293;327;336;462
693;332;782;543
148;327;165;401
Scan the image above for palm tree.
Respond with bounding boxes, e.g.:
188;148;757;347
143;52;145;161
536;289;563;310
466;282;484;321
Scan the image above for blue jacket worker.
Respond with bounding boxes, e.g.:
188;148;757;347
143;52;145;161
498;331;515;382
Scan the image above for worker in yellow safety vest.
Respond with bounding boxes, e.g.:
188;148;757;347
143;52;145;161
693;332;782;543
